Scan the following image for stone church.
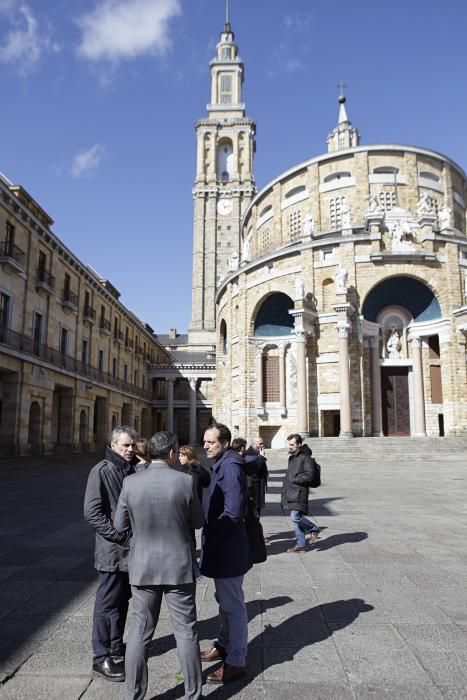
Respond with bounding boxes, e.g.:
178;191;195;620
163;16;467;446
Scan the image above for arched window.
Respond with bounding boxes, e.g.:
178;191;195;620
219;319;227;354
285;185;306;198
323;171;352;183
419;170;440;183
254;293;294;336
321;278;334;311
217;140;233;182
373;166;399;174
259;204;272;218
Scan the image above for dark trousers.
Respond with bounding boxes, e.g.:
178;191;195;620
92;570;131;662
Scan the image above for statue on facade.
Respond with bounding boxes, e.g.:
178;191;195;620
417;192;435;217
366;193;383;216
335;264;348;293
303;214;314;238
389;217;416;251
228;251;239;272
341;200;352;228
294;276;306;300
242;229;253;262
438;205;452;229
386;328;402;359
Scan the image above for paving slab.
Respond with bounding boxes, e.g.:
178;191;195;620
1;450;467;699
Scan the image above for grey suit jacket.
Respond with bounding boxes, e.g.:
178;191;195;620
114;461;204;586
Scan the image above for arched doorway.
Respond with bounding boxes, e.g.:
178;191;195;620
362;276;442;436
79;409;87;448
28;401;41;454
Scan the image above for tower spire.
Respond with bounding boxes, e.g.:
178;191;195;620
326;84;360;153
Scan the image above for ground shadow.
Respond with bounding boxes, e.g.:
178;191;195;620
146;595;293;658
265;530;368;556
148;598;374;700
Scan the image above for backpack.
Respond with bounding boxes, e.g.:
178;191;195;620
310;458;321;488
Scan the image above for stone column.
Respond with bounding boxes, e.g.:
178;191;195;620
369;336;383;436
256;347;264;412
337;322;353;437
296;332;308;437
189;378;197;444
196;132;205;179
412;337;427;436
166;378;174;433
232;133;239;180
279;345;286;416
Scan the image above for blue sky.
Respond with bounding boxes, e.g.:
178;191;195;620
1;0;466;333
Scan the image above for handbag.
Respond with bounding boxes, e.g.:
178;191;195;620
244;500;267;564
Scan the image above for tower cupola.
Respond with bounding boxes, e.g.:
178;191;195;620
327;87;360;153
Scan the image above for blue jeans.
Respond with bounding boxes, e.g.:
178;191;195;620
290;510;319;548
214;576;248;667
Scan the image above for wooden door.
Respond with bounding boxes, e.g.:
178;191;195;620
381;367;410;436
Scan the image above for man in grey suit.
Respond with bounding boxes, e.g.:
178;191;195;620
114;431;204;700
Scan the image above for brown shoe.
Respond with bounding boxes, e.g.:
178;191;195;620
287;545;306;553
200;643;226;663
206;663;247;684
309;529;321;544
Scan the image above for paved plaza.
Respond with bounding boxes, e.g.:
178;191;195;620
0;446;467;699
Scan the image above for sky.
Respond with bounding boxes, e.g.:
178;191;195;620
1;0;467;334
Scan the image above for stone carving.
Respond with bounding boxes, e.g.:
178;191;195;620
386;328;402;359
417;192;435;217
242;229;253;261
335;264;348;293
294;276;306;300
303;214;314;238
438;205;452;229
228;251;239;272
287;345;297;406
341;200;352;228
366;193;384;217
387;215;416;252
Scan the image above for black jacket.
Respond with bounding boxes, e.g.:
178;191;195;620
83;447;134;572
244;447;268;512
281;444;314;515
190;462;211;504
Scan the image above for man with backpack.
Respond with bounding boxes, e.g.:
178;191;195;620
281;433;321;553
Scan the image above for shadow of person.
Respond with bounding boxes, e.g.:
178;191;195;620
312;531;368;552
265;530;368;556
146;595;293;659
196;598;374;700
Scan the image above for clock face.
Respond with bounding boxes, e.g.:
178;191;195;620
217;198;233;216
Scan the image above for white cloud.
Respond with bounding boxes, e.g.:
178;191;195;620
76;0;181;63
0;2;59;75
70;144;105;178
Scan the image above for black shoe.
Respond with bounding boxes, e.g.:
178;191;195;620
92;656;125;682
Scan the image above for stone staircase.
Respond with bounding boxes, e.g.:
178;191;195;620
266;436;467;467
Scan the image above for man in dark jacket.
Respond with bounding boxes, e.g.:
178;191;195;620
281;433;321;553
200;424;251;684
84;425;136;682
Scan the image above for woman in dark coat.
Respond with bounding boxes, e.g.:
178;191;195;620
178;445;211;546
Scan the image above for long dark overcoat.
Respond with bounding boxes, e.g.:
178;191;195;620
280;444;314;515
200;449;252;579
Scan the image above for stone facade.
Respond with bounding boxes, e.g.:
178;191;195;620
212;133;467;444
0;175;170;455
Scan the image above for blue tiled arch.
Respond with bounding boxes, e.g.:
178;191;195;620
254;293;295;336
362;276;441;322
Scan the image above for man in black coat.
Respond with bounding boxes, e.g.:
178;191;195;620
280;433;321;553
84;425;136;682
200;424;251;685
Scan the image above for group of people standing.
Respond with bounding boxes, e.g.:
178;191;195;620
83;423;268;700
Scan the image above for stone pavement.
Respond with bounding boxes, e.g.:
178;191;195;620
1;447;467;699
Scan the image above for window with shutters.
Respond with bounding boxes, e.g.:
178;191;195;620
262;354;280;402
289;209;302;240
378;191;397;211
329;196;346;229
219;74;232;103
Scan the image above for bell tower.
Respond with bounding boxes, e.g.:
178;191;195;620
189;8;256;344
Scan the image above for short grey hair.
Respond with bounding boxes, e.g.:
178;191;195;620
149;431;178;460
111;425;137;444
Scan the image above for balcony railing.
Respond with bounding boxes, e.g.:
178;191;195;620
62;288;79;311
0;240;26;269
83;304;96;323
0;327;152;400
113;329;124;343
36;268;55;292
125;338;134;350
99;318;112;334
